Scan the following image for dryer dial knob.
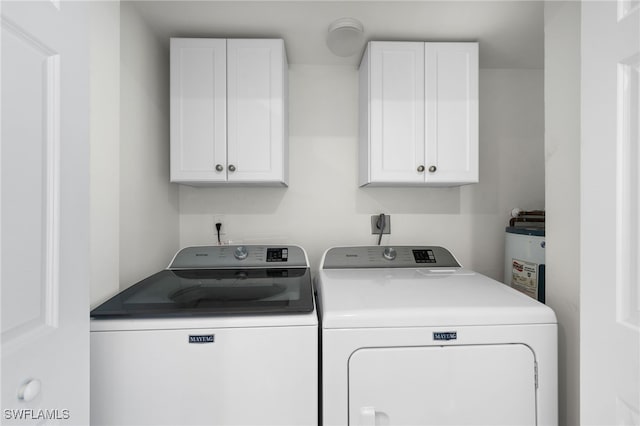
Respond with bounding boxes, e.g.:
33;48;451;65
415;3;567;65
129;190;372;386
382;247;397;261
234;246;248;260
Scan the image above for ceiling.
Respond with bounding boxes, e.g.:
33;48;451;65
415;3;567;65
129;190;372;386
132;0;544;69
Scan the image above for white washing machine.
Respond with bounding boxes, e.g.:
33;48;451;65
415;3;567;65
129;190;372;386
90;245;317;426
315;246;557;426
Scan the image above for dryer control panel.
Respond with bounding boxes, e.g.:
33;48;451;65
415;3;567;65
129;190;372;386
322;246;461;269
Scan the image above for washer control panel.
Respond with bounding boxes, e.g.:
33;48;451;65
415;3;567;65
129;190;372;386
169;245;307;269
382;247;397;261
322;246;461;269
234;246;249;260
266;247;289;262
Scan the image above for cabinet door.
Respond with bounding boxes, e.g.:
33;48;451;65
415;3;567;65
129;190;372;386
349;345;536;425
368;42;425;184
227;39;287;184
170;38;227;183
425;43;479;184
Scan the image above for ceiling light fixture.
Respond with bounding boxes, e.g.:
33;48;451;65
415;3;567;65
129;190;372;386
326;18;364;57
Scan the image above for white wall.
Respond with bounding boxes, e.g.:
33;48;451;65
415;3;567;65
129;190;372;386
544;2;581;425
179;64;545;278
119;2;180;288
90;1;120;306
88;2;546;331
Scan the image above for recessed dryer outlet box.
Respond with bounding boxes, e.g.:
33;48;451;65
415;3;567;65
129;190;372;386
371;215;391;235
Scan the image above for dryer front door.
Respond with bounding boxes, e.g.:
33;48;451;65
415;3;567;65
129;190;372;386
349;344;537;425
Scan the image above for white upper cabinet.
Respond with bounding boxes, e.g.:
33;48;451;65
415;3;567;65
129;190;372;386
359;41;478;186
361;42;426;184
425;43;479;185
170;38;288;186
171;38;227;183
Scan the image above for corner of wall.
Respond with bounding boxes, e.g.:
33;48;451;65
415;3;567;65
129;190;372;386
119;1;180;289
543;1;581;425
89;0;121;307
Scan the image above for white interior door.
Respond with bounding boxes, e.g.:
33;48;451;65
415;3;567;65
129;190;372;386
349;344;537;426
581;1;640;424
1;1;90;424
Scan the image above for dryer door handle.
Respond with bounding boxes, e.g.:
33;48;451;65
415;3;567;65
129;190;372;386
360;406;376;426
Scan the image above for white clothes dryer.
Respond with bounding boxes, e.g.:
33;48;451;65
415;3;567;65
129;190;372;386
315;246;557;426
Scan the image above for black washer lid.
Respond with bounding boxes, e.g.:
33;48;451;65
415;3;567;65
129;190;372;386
91;268;314;319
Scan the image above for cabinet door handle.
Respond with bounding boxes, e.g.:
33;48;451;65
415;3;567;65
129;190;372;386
429;165;437;173
215;164;224;172
228;164;236;172
417;165;425;173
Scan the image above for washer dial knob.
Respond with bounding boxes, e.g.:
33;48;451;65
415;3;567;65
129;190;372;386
382;247;397;261
234;246;248;260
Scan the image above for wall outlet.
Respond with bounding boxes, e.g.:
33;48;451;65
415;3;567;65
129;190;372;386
213;216;225;238
371;215;391;235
